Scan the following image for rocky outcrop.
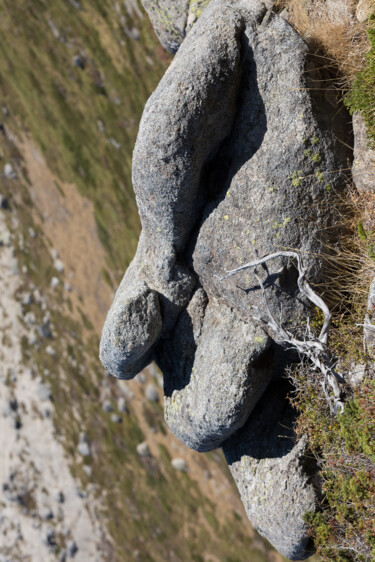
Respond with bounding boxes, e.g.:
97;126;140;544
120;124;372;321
101;0;353;558
223;379;318;561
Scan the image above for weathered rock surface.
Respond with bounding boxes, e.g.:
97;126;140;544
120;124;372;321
140;0;190;52
161;292;275;451
353;112;375;193
140;0;214;52
223;379;318;560
101;0;353;558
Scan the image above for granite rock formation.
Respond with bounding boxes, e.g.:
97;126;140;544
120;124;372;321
100;0;353;558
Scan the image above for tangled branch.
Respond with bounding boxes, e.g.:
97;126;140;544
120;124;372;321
220;251;345;414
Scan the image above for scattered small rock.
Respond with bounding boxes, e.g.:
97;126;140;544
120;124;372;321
97;119;106;133
24;311;36;326
136;442;150;457
111;413;122;423
67;540;78;558
2;105;9;116
117;397;128;413
83;465;92;477
56;491;65;503
108;137;121;149
4;163;16;180
39;319;52;339
45;345;56;356
50;277;60;289
41;526;56;548
101;400;113;413
0;231;11;246
54;259;64;273
28;227;36;238
40;507;54;520
64;282;72;292
28;330;38;346
10;257;19;275
171;458;188;472
0;195;8;209
22;292;33;306
77;442;91;457
145;383;159;402
73;55;85;69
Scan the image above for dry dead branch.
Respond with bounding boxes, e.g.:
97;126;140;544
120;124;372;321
221;251;346;414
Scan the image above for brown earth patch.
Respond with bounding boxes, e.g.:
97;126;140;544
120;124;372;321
19;135;113;334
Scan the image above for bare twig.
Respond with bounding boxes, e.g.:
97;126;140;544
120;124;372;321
220;251;345;414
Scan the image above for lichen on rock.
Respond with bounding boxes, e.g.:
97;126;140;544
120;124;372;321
101;0;354;558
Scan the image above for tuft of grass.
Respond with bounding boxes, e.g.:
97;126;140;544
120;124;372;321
345;16;375;148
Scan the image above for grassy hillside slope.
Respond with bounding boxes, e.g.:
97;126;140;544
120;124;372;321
0;1;289;560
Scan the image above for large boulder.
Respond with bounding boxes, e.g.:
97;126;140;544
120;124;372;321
101;0;352;557
223;379;319;561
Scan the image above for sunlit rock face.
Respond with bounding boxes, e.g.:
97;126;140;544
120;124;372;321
100;0;352;558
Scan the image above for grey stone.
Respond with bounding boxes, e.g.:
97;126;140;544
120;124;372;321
77;442;91;457
117;397;128;413
145;383;159;402
4;163;16;180
41;526;56;548
140;0;190;52
10;258;19;275
365;277;375;352
171;458;188;472
50;277;60;289
101;399;114;413
136;441;150;457
223;379;319;560
0;195;8;209
67;540;78;558
73;55;85;69
352;112;375;193
161;293;275;451
24;311;36;326
100;281;163;379
54;259;64;273
39;320;52;339
111;413;122;423
40;507;54;520
45;345;56;356
22;292;33;306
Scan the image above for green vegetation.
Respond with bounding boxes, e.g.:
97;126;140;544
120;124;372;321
0;2;282;559
291;372;375;561
345;16;375;148
0;0;170;279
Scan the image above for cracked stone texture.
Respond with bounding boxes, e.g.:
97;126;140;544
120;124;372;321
223;379;319;561
101;0;353;557
159;290;275;451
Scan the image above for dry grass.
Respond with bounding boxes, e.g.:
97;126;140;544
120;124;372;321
274;0;370;87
